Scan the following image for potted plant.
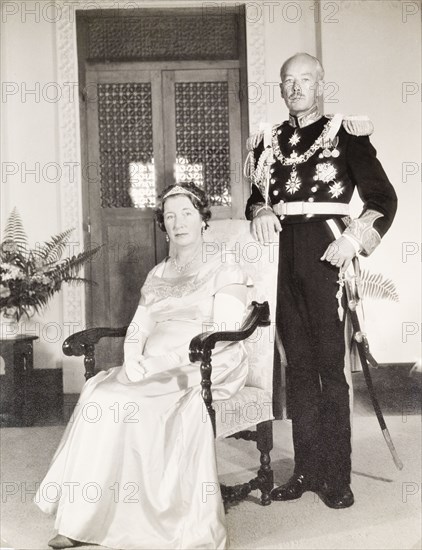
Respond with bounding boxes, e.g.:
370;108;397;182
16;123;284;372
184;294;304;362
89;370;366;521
0;208;101;337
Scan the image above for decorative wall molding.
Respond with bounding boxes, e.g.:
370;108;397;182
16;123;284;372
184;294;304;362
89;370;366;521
245;9;266;133
56;1;85;329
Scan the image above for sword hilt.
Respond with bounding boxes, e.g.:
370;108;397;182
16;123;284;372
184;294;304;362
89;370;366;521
354;331;364;343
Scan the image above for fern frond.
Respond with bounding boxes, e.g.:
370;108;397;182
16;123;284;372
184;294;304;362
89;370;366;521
2;207;29;256
359;269;399;302
62;277;97;286
32;228;75;264
43;246;102;282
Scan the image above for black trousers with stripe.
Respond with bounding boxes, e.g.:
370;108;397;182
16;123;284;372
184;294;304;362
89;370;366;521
276;219;352;487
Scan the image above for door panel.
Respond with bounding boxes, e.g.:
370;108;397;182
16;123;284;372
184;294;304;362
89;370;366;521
85;67;165;367
163;69;243;218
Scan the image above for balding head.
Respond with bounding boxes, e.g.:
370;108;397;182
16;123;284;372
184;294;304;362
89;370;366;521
280;53;325;82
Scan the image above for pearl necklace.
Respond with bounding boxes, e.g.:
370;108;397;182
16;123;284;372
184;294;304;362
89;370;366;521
170;247;202;274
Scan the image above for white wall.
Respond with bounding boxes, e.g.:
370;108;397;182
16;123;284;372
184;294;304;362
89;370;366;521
1;2;65;374
264;0;319;124
1;1;420;394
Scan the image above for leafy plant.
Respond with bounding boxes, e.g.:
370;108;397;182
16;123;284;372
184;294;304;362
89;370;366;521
359;269;399;302
0;208;102;321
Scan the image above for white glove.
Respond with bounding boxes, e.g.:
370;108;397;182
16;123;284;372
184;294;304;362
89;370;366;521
321;235;357;271
211;288;247;332
123;305;156;379
124;355;147;382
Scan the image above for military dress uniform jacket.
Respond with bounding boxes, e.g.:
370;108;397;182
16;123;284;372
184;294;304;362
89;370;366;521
245;114;398;255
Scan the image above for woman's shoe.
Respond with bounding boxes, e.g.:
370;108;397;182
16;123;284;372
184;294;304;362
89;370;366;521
48;534;81;549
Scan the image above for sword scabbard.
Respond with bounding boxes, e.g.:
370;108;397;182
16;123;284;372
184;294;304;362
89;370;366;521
344;279;403;471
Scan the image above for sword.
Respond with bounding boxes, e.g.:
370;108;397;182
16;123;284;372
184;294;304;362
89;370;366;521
344;277;403;470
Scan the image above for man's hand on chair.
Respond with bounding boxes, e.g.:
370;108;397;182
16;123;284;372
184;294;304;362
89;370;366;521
251;210;282;244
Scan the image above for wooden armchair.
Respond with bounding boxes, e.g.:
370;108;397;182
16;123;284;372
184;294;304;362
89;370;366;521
63;219;284;506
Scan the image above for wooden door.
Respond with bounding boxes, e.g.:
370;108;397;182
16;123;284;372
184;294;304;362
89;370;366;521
83;63;244;367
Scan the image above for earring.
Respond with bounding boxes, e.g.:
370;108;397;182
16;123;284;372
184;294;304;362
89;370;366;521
165;233;169;242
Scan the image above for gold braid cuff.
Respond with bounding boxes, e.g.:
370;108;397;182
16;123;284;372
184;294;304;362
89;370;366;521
343;209;383;256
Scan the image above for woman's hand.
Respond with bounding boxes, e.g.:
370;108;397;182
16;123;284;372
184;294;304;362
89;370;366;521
125;355;179;381
124;356;147;382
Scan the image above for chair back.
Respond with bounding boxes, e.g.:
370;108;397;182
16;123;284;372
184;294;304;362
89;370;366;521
203;219;284;395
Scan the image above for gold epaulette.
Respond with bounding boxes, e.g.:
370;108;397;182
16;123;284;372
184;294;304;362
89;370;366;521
326;114;374;136
342;115;374;136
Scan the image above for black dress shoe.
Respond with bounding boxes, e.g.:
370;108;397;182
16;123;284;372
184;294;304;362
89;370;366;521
318;482;354;509
271;473;319;501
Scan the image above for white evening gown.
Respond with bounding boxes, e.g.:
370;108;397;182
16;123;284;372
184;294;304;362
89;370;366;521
36;258;251;549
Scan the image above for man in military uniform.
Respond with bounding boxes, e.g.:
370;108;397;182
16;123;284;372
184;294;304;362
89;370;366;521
245;53;397;508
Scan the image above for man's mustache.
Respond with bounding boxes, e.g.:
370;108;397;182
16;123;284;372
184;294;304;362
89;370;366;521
288;93;304;100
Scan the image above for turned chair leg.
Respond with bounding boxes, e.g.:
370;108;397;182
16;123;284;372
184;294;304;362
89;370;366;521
256;420;273;506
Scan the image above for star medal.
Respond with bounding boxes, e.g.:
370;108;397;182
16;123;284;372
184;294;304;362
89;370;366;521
288;131;301;147
285;165;301;194
328;181;344;198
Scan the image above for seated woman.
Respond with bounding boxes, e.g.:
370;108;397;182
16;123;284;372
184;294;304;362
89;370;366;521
36;182;252;550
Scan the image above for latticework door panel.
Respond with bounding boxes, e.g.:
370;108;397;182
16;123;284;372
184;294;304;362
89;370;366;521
174;81;231;207
97;82;155;209
163;68;243;218
86;14;239;61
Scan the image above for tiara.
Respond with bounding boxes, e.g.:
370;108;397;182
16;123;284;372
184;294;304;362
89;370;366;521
162;185;200;201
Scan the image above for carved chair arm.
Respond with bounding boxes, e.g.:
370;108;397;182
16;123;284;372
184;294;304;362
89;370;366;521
62;301;270;393
189;300;270;360
62;327;128;380
189;301;271;436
